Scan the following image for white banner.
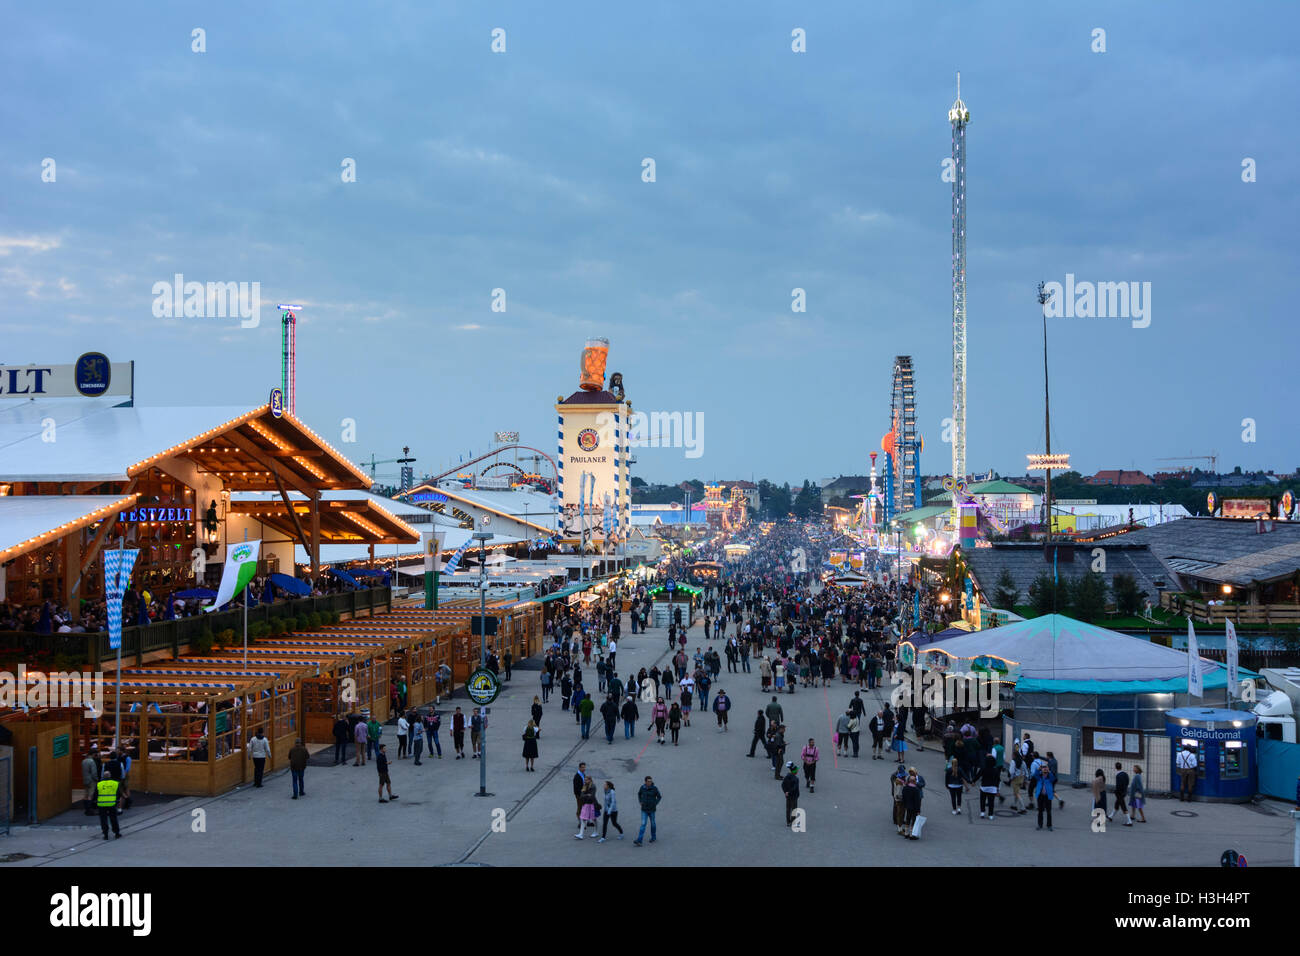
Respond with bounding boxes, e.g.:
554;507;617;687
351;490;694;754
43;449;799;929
1225;619;1239;696
206;539;261;611
423;530;446;574
1187;620;1203;698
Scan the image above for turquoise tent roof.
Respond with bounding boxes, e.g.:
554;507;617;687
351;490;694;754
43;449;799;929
924;614;1253;695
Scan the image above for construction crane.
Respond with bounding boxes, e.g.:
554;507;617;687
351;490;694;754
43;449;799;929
1156;452;1218;473
365;446;418;487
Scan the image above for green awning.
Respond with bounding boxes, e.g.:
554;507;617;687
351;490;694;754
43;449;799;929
533;581;598;604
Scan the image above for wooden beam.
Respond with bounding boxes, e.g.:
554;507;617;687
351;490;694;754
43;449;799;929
311;494;321;578
272;468;312;552
74;480;138;588
224;430;318;497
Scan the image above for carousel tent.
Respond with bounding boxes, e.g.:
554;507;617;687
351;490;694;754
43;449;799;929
918;614;1242;694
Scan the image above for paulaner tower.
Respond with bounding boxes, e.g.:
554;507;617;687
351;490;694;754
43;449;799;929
949;73;969;495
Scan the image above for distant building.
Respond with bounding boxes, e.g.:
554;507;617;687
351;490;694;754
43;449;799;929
1086;470;1154;487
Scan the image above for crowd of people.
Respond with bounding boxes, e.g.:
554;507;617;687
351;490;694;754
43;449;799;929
0;573;384;635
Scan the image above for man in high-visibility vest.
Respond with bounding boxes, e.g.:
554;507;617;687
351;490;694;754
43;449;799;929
96;769;122;840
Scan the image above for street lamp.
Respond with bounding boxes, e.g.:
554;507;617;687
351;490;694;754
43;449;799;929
473;529;494;797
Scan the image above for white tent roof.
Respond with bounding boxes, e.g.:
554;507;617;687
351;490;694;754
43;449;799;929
922;614;1220;688
0;495;137;560
0;402;256;480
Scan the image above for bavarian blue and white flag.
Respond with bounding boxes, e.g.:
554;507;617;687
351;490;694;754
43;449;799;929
1187;620;1203;698
442;539;471;575
103;548;140;651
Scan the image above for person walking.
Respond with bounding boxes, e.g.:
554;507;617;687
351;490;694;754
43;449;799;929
530;696;544;733
572;763;588;822
503;650;512;681
452;707;466;758
978;754;999;820
768;723;787;780
375;744;398;803
801;738;819;793
521;720;539;771
1111;762;1132;826
847;710;862;758
711;689;731;731
599;780;624;842
869;710;886;759
891;717;908;764
579;692;595;739
945;755;964;814
81;747;100;816
397;713;409;759
835;710;852;757
782;761;801;825
621;696;639;739
1008;753;1029;814
540;669;553;703
332;715;350;765
425;710;443;758
1091;768;1108;823
1035;765;1055;830
600;694;619;744
353;717;368;766
366;715;382;760
96;769;122;840
1130;765;1147;823
667;701;683;745
765;695;784;728
678;677;694;726
412;722;424;765
575;778;599;839
633;775;661;846
249;727;271;787
470;708;484;758
900;768;924;840
748;709;766;757
288;738;309;799
1176;745;1198;801
650;697;668;744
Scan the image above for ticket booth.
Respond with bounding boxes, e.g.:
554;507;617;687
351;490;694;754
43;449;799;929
1164;707;1257;803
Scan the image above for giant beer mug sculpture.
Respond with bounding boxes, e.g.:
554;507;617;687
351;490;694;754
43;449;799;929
579;337;609;391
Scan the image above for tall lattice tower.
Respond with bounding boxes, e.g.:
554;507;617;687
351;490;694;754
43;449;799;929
949;73;969;495
281;308;297;414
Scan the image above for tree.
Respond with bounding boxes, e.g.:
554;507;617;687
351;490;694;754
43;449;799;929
630;476;647;488
793;479;822;519
764;482;793;519
1112;573;1143;617
993;569;1019;609
1071;571;1108;622
1027;572;1066;617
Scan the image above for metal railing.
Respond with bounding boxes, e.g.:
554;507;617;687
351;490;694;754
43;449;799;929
0;587;392;668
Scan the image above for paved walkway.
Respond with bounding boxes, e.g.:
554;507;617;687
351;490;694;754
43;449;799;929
3;613;1296;867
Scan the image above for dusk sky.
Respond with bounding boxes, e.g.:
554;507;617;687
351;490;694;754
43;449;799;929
3;2;1295;486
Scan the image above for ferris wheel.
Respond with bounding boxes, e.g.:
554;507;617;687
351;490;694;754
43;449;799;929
888;356;920;514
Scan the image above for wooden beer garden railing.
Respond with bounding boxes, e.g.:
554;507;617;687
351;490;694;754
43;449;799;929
0;587;392;669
